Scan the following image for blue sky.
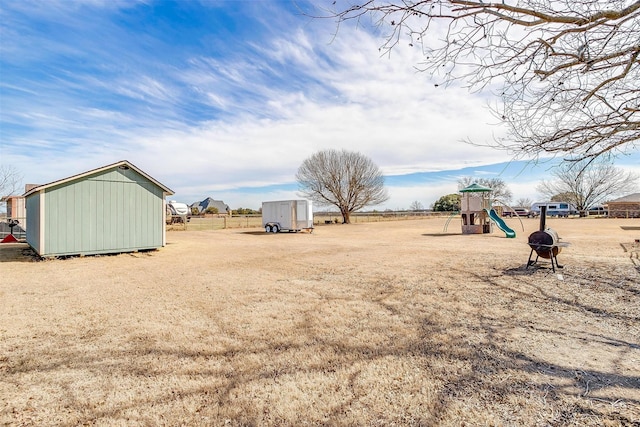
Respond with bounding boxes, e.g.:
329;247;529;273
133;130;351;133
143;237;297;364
1;0;638;211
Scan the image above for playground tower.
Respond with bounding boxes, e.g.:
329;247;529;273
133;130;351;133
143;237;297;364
460;183;493;234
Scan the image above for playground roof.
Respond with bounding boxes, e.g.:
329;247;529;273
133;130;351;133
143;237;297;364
460;183;493;193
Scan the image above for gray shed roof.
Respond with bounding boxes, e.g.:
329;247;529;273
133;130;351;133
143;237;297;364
608;192;640;203
23;160;174;197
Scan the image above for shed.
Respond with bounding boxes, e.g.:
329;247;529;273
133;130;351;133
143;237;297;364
23;160;174;257
607;193;640;218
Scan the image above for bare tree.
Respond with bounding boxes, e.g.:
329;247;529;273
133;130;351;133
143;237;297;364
515;197;533;209
297;149;389;223
322;1;640;161
550;192;575;202
0;165;22;197
409;200;424;211
536;158;639;214
458;177;512;203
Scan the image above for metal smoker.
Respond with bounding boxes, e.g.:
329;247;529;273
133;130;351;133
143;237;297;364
526;206;565;272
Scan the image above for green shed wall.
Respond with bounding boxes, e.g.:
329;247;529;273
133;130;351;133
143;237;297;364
39;167;165;257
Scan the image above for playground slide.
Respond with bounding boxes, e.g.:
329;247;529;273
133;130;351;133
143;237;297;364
485;208;516;238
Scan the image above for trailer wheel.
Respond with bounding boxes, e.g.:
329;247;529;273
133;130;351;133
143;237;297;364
272;225;279;233
265;225;272;233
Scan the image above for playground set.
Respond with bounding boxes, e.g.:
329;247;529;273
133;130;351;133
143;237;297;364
444;183;522;238
440;184;570;271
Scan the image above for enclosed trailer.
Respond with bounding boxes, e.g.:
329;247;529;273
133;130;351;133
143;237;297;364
261;199;313;233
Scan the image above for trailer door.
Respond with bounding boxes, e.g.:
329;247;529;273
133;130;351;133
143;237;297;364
279;202;293;229
296;200;312;228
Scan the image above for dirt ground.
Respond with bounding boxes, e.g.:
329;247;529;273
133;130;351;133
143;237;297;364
1;217;639;426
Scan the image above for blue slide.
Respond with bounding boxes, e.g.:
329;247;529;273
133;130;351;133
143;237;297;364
485;209;516;238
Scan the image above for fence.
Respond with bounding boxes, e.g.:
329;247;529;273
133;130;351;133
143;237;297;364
167;211;453;231
608;209;640;218
0;216;27;240
167;215;263;231
5;209;634;237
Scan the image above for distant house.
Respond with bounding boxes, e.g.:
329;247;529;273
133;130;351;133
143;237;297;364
191;197;230;215
607;193;640;218
0;194;27;239
1;194;26;222
23;160;174;257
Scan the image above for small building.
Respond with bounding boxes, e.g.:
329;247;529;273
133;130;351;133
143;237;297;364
607;193;640;218
23;160;174;257
1;194;26;222
1;195;27;240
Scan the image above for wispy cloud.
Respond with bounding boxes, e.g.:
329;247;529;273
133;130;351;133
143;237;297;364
1;1;637;210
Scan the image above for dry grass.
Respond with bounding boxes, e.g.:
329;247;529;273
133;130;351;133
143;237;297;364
1;217;639;426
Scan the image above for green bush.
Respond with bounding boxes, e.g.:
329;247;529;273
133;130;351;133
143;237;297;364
433;194;461;212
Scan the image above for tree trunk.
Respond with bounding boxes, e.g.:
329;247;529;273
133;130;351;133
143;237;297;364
341;208;351;224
